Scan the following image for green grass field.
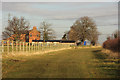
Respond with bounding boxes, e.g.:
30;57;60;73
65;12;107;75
2;47;119;78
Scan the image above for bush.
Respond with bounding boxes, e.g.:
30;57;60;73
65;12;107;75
103;38;120;52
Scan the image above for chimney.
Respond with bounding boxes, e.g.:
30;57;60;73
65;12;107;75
33;26;37;30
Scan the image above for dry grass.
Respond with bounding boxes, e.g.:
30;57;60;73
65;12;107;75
2;47;72;58
2;48;119;78
102;49;119;59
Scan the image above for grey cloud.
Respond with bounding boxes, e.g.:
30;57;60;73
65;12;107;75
2;2;118;28
2;2;117;19
2;2;118;41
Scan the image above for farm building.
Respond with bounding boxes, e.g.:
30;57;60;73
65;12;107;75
6;26;40;43
32;40;75;43
3;26;75;45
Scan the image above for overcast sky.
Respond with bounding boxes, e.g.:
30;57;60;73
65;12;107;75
0;2;118;44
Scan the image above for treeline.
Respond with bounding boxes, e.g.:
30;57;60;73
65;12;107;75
103;31;120;52
2;14;56;41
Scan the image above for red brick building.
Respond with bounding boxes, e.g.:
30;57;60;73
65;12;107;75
29;26;40;43
7;26;40;43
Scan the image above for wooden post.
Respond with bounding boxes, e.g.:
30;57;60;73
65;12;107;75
16;41;18;51
36;42;38;50
43;43;45;51
23;42;24;51
39;43;41;51
38;42;39;50
49;43;50;50
12;40;13;53
34;43;35;52
32;42;33;51
26;42;27;52
29;42;30;52
40;43;41;50
39;43;40;51
41;43;43;51
32;42;34;52
37;42;39;50
41;43;42;51
37;42;39;51
7;40;9;53
2;40;4;53
35;42;36;51
20;42;21;51
33;43;34;51
36;42;37;51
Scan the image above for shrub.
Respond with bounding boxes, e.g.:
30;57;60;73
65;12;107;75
103;38;120;52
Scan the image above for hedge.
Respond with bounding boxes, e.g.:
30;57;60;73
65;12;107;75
103;38;120;52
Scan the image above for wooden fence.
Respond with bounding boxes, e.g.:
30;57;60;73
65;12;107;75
0;40;75;54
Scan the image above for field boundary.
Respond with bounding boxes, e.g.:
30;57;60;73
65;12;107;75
2;47;72;58
101;49;119;59
77;46;102;48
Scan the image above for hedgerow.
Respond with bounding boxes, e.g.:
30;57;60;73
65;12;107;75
103;38;120;52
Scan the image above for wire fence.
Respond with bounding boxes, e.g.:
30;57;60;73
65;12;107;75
0;40;75;55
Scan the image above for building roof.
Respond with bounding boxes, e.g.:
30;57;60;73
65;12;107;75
29;26;41;33
32;40;75;43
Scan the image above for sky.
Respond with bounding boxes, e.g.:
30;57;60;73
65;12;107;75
0;1;119;45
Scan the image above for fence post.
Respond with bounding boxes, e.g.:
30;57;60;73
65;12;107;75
32;42;33;52
23;42;24;51
26;42;27;52
16;41;18;51
33;42;34;52
35;42;36;51
33;43;34;52
7;40;9;53
37;42;39;50
2;40;4;53
32;43;34;51
36;42;38;50
39;43;41;51
12;40;13;53
20;42;21;51
41;43;43;51
29;42;30;52
36;42;37;51
38;42;40;50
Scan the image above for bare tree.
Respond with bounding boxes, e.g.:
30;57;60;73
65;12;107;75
39;21;56;41
88;29;100;45
68;16;99;45
68;26;79;41
2;15;30;41
113;30;120;38
62;31;69;40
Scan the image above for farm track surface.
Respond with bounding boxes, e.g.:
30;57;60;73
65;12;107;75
2;48;120;78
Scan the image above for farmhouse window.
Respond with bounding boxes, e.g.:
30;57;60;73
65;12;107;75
26;35;29;39
37;35;39;37
30;34;32;37
4;41;6;44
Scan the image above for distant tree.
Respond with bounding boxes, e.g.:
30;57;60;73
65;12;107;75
106;35;111;40
62;34;67;40
68;26;80;41
113;30;120;38
88;27;100;45
39;21;56;41
68;16;99;45
2;14;30;41
62;31;69;40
